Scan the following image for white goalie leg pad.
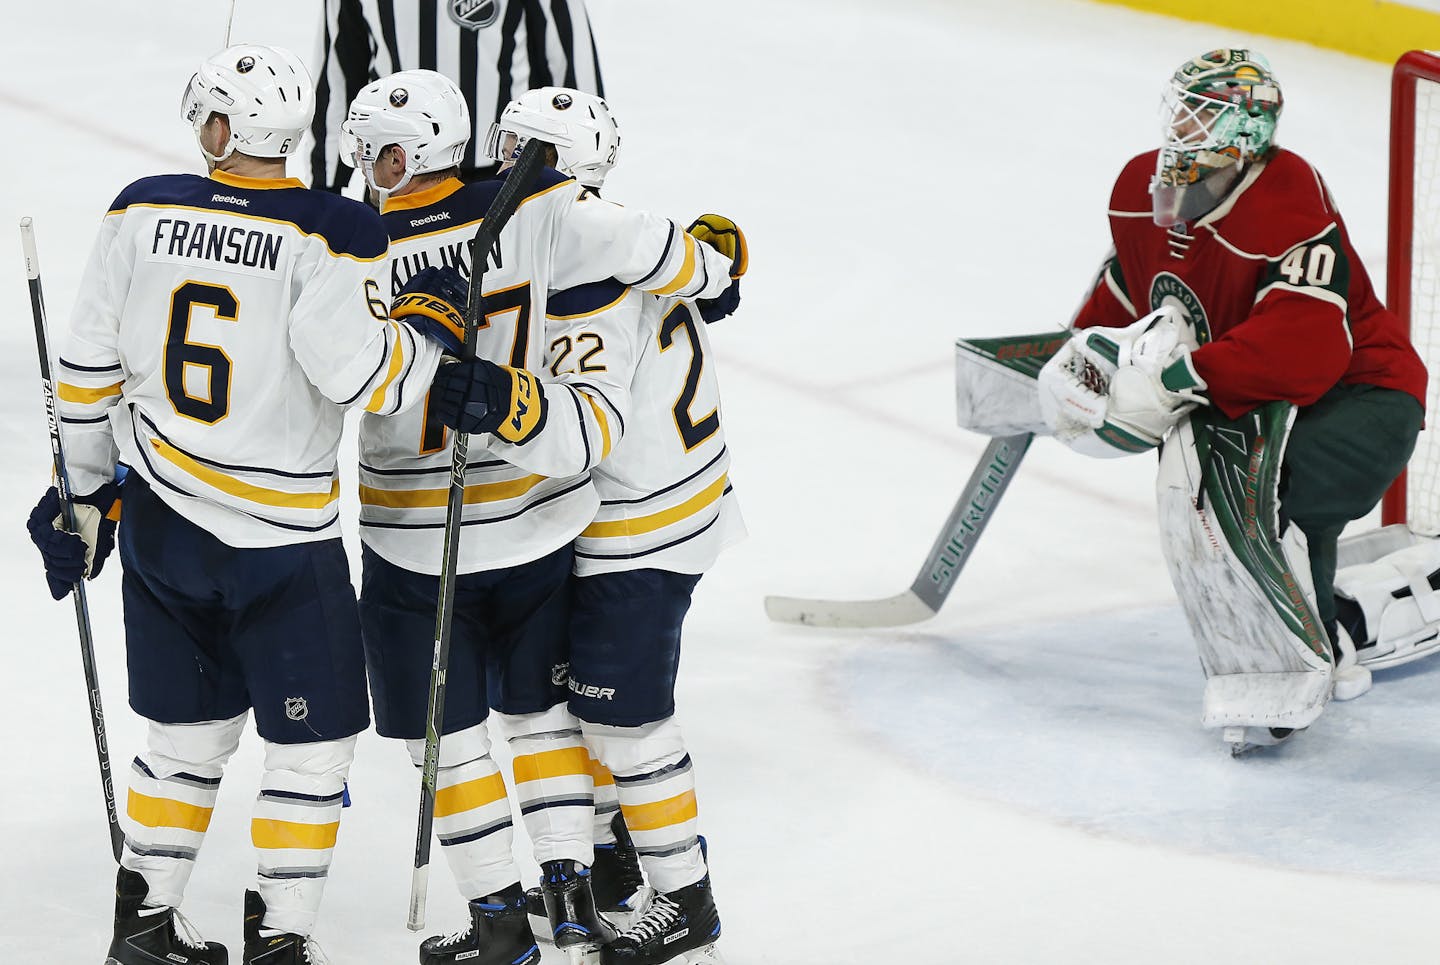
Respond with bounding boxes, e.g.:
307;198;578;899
124;714;247;907
406;723;518;900
1156;413;1332;730
582;718;706;894
493;704;594;867
1334;537;1440;671
253;736;356;936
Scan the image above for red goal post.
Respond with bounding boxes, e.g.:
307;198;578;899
1384;50;1440;535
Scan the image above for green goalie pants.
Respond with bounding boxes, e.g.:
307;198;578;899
1282;383;1424;647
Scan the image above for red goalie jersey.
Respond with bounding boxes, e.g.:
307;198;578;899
1073;148;1427;419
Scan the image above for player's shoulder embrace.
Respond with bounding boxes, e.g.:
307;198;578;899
297;190;389;261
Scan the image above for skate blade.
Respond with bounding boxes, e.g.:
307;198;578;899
563;945;603;965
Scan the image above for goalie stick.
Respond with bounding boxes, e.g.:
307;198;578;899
20;217;123;862
408;138;547;932
764;432;1032;628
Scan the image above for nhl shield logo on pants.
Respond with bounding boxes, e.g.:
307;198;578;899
284;696;309;721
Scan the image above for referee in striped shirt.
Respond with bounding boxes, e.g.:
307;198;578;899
308;0;604;191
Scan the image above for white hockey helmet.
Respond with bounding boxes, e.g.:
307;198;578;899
485;87;620;189
342;70;471;195
180;44;314;164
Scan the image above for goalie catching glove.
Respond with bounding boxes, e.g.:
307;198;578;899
391;265;468;354
1037;305;1207;457
26;476;123;600
687;214;745;323
429;357;548;444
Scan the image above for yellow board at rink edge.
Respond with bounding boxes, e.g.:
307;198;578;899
1091;0;1440;63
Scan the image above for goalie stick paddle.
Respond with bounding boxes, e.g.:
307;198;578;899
764;433;1033;628
409;139;547;932
20;218;124;863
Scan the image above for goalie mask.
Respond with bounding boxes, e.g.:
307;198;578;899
180;44;314;164
1153;49;1282;227
485;87;621;189
342;70;471;196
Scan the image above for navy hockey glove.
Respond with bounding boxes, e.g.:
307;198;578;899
687;214;748;279
391;266;469;354
695;279;741;323
429;358;549;444
26;480;122;600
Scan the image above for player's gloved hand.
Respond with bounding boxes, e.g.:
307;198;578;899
428;358;549;444
695;280;740;324
26;479;123;600
391;266;469;354
1105;314;1208;445
687;214;747;279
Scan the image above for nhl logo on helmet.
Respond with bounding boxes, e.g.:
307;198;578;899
448;0;499;30
551;93;573;110
390;88;409;108
236;55;255;73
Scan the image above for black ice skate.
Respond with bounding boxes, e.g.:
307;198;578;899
539;858;618;961
591;813;651;928
104;866;229;965
242;889;329;964
602;875;723;965
419;883;540;965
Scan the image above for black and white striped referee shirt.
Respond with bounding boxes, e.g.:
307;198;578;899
307;0;604;191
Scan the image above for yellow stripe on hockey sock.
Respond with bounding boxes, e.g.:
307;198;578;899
127;790;214;833
434;772;508;819
620;791;698;832
588;758;616;788
251;818;340;850
653;233;698;296
512;746;591;783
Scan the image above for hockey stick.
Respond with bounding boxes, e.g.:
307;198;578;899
764;432;1033;628
20;218;123;863
408;138;547;931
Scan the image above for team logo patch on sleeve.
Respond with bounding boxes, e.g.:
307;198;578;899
448;0;499;29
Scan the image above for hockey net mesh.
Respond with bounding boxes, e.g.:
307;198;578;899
1391;53;1440;537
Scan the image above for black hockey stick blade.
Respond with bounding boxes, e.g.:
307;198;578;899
765;433;1033;628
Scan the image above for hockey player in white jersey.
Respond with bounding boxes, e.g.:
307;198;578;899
492;87;743;965
338;70;745;965
24;46;456;965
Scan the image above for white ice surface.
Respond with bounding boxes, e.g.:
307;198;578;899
2;1;1438;963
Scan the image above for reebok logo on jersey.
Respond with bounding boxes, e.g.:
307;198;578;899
211;194;250;207
409;211;452;228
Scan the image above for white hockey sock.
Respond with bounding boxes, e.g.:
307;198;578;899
591;757;620;846
584;718;706;894
122;715;245;907
495;706;595;866
405;724;519;901
614;752;705;894
252;736;354;936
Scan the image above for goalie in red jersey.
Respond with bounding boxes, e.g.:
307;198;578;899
1036;49;1427;753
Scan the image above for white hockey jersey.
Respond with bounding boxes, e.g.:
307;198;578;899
57;169;444;547
358;168;732;575
573;298;746;577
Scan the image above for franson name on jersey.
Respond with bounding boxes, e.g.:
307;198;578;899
151;216;283;271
